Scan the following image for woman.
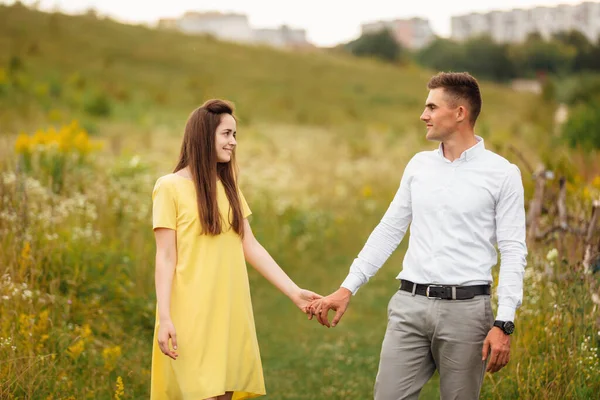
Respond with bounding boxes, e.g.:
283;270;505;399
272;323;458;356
151;99;320;400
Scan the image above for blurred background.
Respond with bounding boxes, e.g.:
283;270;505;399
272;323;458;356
1;0;600;398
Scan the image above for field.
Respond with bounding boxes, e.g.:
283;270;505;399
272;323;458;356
1;3;599;399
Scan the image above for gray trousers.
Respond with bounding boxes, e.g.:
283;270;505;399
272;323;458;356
374;289;494;400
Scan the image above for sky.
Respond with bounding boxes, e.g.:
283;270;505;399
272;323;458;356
4;0;597;46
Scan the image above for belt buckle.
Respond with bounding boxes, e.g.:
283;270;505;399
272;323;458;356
425;285;443;299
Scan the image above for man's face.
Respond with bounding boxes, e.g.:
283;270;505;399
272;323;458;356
420;88;463;141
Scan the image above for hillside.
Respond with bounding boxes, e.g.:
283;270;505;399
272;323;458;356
0;3;542;140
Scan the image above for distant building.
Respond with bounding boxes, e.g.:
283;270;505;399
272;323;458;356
360;18;435;49
451;1;600;43
158;12;310;48
254;25;308;48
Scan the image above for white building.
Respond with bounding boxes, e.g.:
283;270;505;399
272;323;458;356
451;1;600;43
254;25;308;48
158;12;310;48
361;17;435;49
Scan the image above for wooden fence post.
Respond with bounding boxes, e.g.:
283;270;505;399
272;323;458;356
527;165;547;244
583;199;600;275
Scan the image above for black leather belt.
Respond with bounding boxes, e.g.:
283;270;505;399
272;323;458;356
399;279;491;300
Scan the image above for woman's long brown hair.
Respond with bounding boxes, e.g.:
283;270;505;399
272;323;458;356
173;99;244;237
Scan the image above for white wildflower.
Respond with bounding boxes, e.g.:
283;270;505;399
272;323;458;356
546;248;558;261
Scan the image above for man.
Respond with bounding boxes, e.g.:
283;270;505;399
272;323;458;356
309;72;527;399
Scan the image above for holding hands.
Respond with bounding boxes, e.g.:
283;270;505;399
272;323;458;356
291;288;323;312
306;287;352;328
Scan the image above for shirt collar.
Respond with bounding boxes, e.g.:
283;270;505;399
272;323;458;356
437;136;485;163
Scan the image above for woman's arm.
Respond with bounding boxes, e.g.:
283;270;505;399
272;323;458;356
154;228;178;359
241;219;320;310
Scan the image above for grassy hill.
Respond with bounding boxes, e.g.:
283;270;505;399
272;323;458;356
0;3;543;137
2;3;598;400
0;3;550;206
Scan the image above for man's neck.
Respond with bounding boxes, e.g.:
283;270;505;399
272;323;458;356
441;133;478;162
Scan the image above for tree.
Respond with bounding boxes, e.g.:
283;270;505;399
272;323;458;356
553;30;594;72
416;38;467;71
346;29;402;63
509;33;576;76
562;99;600;149
461;35;516;81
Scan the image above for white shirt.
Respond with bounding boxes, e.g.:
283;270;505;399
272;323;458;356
341;137;527;322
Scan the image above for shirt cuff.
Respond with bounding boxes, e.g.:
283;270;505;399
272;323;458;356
496;305;516;322
340;273;365;295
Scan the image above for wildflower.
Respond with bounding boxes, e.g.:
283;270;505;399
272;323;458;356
114;376;125;400
80;324;92;339
73;130;92;155
103;345;122;371
67;339;85;360
546;248;558;262
129;155;140;167
19;242;31;271
15;133;31;154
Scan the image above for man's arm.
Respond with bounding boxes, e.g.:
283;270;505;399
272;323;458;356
482;164;528;373
340;157;415;294
495;164;528;322
310;157;416;327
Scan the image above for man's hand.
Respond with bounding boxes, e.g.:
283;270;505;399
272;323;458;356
482;327;511;373
308;287;352;328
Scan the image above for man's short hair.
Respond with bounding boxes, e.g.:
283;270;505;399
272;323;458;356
427;72;482;126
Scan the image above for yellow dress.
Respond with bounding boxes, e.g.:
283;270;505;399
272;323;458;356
150;173;265;400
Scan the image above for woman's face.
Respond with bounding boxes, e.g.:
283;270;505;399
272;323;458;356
214;114;237;163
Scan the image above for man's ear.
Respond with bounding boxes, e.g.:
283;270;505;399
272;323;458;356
456;105;468;123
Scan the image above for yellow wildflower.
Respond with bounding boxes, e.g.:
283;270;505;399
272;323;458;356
103;345;122;371
361;185;373;198
73;131;91;154
0;67;6;85
67;339;85;360
31;130;46;146
58;129;73;152
583;186;591;201
18;313;34;338
15;133;31;154
80;324;92;339
20;241;31;270
114;376;125;400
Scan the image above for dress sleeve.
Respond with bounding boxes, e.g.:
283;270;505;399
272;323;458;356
152;177;177;230
238;189;252;219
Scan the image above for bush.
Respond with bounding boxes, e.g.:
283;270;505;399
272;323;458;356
346;29;402;63
562;99;600;149
84;93;111;117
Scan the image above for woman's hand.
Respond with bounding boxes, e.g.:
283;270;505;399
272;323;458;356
291;288;323;313
157;320;178;360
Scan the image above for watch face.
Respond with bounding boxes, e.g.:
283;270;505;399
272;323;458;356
504;321;515;334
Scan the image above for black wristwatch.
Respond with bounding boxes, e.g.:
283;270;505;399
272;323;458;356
493;320;515;335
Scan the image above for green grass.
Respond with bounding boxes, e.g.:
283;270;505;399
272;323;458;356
0;3;599;400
